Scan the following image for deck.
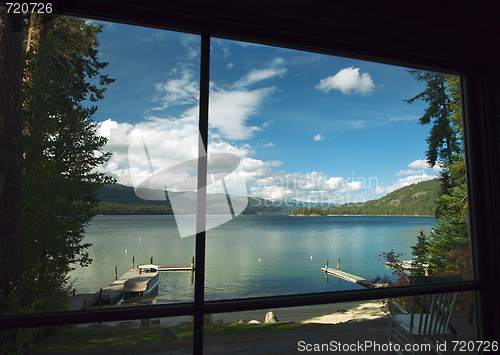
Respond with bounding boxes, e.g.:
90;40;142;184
70;266;158;310
321;267;374;288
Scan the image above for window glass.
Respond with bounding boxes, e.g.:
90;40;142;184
32;316;194;353
6;13;472;349
71;22;201;305
205;38;470;300
202;297;476;353
20;16;201;320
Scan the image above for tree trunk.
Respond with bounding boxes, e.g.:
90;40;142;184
0;7;24;351
0;6;23;307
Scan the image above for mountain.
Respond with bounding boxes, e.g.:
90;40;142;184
291;179;441;216
94;184;298;215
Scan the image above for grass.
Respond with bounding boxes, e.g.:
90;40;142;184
34;326;164;353
173;321;313;339
34;322;314;353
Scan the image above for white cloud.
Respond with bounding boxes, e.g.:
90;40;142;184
395;169;426;176
374;174;436;194
262;119;274;128
248;171;365;204
180;35;200;60
408;159;431;169
97;116;253;190
97;120;367;204
226;63;234;69
431;161;444;172
233;58;287;89
313;134;325;141
348;121;365;129
153;70;199;110
184;87;274;141
315;67;375;95
389;115;419;121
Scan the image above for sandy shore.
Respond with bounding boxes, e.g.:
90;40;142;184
212;300;387;325
81;300;387;328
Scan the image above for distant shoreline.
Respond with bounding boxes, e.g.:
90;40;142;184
289;214;434;217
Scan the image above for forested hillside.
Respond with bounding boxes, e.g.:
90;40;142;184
95;184;296;215
291;179;440;216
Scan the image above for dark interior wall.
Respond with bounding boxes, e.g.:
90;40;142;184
11;0;500;343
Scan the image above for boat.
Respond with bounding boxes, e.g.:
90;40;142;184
122;264;159;298
385;260;429;270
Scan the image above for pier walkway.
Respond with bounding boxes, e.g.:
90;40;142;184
321;267;373;288
69;261;194;311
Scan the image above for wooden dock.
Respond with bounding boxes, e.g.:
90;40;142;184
69;257;195;310
321;267;373;288
158;265;193;272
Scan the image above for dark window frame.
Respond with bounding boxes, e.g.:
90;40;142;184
2;1;499;352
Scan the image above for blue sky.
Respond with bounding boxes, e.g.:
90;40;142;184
91;21;441;205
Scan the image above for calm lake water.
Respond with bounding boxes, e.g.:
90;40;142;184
70;215;436;303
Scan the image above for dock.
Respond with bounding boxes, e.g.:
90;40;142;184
69;257;194;310
158;265;193;272
321;267;374;288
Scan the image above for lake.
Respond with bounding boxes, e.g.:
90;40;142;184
69;215;436;303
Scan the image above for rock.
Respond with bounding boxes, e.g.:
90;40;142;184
248;320;261;324
161;327;182;341
212;318;223;324
140;318;150;327
238;319;247;323
265;311;279;323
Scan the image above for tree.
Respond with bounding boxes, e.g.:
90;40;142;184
20;15;115;317
404;71;461;169
0;13;114;352
0;7;24;352
410;228;430;276
406;72;468;276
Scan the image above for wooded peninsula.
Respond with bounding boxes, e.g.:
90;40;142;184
290;179;440;217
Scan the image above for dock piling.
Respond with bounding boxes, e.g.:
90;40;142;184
337;258;340;270
191;256;195;284
324;260;328;273
150;256;153;264
114;266;117;281
132;256;135;269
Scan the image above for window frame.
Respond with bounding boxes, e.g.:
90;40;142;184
2;1;498;352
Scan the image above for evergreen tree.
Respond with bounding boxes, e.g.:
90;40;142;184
406;73;468;276
404;71;461;168
410;228;430;276
20;15;115;320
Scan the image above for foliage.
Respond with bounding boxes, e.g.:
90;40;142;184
18;13;114;328
426;185;468;274
291;179;440;216
371;250;411;311
95;202;175;215
410;228;430;276
405;72;470;277
96;184;296;215
404;71;461;167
